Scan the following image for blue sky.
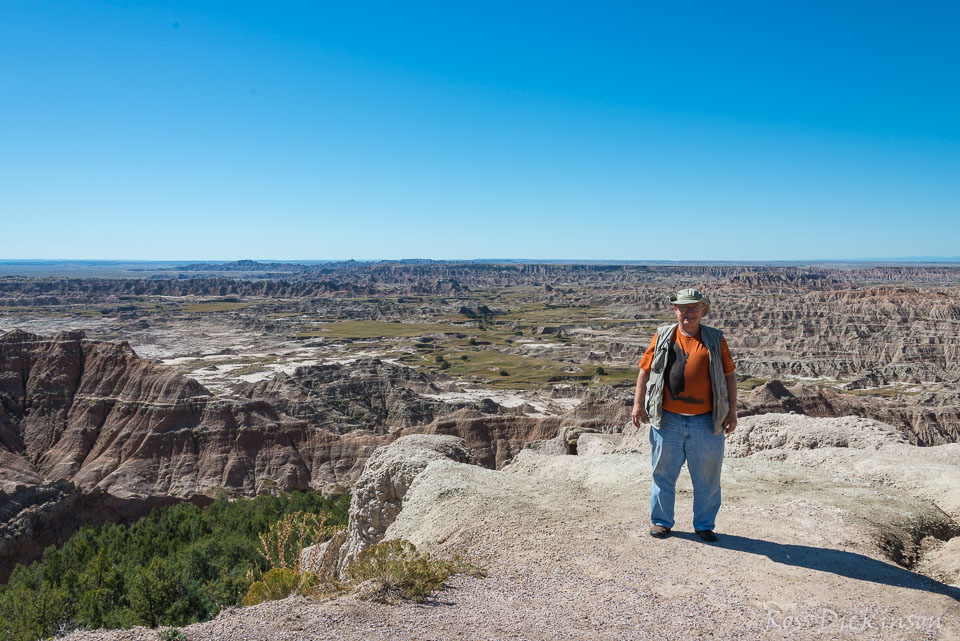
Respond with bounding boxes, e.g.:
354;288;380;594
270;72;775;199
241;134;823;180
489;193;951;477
2;1;958;261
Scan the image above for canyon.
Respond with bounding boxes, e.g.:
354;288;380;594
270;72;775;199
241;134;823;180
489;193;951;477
1;261;959;585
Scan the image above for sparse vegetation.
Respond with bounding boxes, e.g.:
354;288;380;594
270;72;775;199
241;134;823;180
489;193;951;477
181;301;252;313
241;568;321;606
737;376;768;391
158;628;189;641
297;321;457;339
344;540;484;604
256;512;344;573
839;385;916;398
240;529;485;608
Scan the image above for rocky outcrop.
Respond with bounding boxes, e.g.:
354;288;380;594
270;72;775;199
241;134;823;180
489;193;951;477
725;414;910;458
740;380;960;445
238;361;480;433
409;409;563;468
338;435;477;570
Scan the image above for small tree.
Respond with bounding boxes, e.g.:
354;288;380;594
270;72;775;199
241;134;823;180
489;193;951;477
129;557;178;628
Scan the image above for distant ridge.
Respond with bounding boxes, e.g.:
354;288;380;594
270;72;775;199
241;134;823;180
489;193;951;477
1;257;959;279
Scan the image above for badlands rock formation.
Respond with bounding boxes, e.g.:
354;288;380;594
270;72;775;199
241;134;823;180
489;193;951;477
0;331;580;578
0;330;573;496
64;413;960;641
338;434;478;568
3;264;959;446
739;379;960;445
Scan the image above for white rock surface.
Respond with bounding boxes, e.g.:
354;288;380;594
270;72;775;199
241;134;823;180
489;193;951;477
338;434;476;570
575;432;622;455
727;413;910;457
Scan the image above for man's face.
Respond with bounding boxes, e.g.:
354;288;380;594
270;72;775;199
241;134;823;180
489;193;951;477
674;302;704;331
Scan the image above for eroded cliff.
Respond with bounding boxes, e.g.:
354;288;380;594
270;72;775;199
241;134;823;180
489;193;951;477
0;330;573;578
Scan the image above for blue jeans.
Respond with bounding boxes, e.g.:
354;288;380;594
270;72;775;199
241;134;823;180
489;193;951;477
650;410;725;531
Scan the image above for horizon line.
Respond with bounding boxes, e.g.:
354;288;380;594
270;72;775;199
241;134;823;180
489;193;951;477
2;257;960;265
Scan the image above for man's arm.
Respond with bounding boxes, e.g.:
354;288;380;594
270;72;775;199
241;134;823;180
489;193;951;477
723;372;738;434
631;369;650;427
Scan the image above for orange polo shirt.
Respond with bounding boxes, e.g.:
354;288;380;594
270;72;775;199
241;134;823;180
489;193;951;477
639;328;735;415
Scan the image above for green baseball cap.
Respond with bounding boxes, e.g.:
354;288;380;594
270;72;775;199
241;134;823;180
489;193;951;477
670;288;710;316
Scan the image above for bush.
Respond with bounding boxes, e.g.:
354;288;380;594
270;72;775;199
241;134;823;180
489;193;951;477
595;366;607;376
241;568;321;606
499;370;509;376
237;538;484;607
158;628;188;641
460;355;468;361
344;540;482;604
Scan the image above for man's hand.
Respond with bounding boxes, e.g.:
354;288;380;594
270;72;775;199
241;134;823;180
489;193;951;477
632;369;650;428
631;404;648;427
723;371;738;435
723;410;737;434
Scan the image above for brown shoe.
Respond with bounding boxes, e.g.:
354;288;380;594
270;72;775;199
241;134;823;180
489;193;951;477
649;525;671;538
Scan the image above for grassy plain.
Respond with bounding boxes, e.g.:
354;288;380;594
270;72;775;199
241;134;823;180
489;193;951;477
182;301;253;313
1;290;648;391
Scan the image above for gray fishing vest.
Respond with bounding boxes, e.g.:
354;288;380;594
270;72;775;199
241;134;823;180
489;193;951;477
644;323;730;435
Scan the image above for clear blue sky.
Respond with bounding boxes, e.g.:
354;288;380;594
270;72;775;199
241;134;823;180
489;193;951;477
2;1;958;261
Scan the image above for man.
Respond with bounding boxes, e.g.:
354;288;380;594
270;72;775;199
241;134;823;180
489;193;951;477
631;288;737;542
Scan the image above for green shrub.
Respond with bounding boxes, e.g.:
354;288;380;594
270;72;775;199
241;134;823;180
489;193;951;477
344;540;483;604
241;568;321;606
460;355;468;361
499;370;509;376
595;366;607;376
158;628;188;641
